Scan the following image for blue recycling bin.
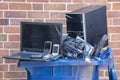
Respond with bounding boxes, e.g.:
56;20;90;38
18;48;118;80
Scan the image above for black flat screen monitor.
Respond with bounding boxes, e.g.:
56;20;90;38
20;22;62;52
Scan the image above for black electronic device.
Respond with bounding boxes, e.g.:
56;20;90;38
21;22;62;52
3;22;63;61
66;5;108;47
43;41;52;54
52;44;60;56
93;35;108;57
42;44;60;60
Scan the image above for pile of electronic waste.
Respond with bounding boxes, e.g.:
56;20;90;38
61;33;108;62
38;5;109;62
43;33;109;63
3;5;110;63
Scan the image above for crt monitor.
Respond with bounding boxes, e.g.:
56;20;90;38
66;5;108;47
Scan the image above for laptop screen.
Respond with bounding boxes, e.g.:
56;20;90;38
20;22;62;52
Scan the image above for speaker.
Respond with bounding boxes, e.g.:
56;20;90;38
66;5;108;47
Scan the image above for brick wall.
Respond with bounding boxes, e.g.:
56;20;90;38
0;0;120;80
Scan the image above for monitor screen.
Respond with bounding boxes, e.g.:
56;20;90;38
20;22;62;52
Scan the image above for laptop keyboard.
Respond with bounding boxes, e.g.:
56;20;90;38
22;51;44;55
20;51;46;59
4;51;46;60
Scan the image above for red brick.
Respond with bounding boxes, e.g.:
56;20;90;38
0;72;3;79
4;27;20;33
50;12;65;18
5;72;26;78
10;3;31;10
114;56;120;63
4;42;20;49
0;3;8;10
0;58;3;63
63;27;67;33
84;0;106;3
0;64;8;71
0;42;3;48
9;64;25;71
33;19;44;22
111;34;120;41
33;4;43;10
0;27;3;33
44;4;65;10
108;26;120;33
72;0;83;2
115;64;120;71
28;12;49;18
108;0;120;2
5;11;26;18
46;19;65;25
99;70;105;77
108;11;120;18
112;49;120;55
0;50;9;56
105;71;109;77
0;19;9;25
0;34;7;41
107;19;113;25
67;4;86;11
10;19;32;25
9;35;20;41
0;11;3;18
3;0;25;2
27;0;49;2
113;19;120;25
51;0;71;2
113;3;120;10
109;42;120;48
99;68;108;79
99;77;108;80
5;59;18;63
107;3;112;10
